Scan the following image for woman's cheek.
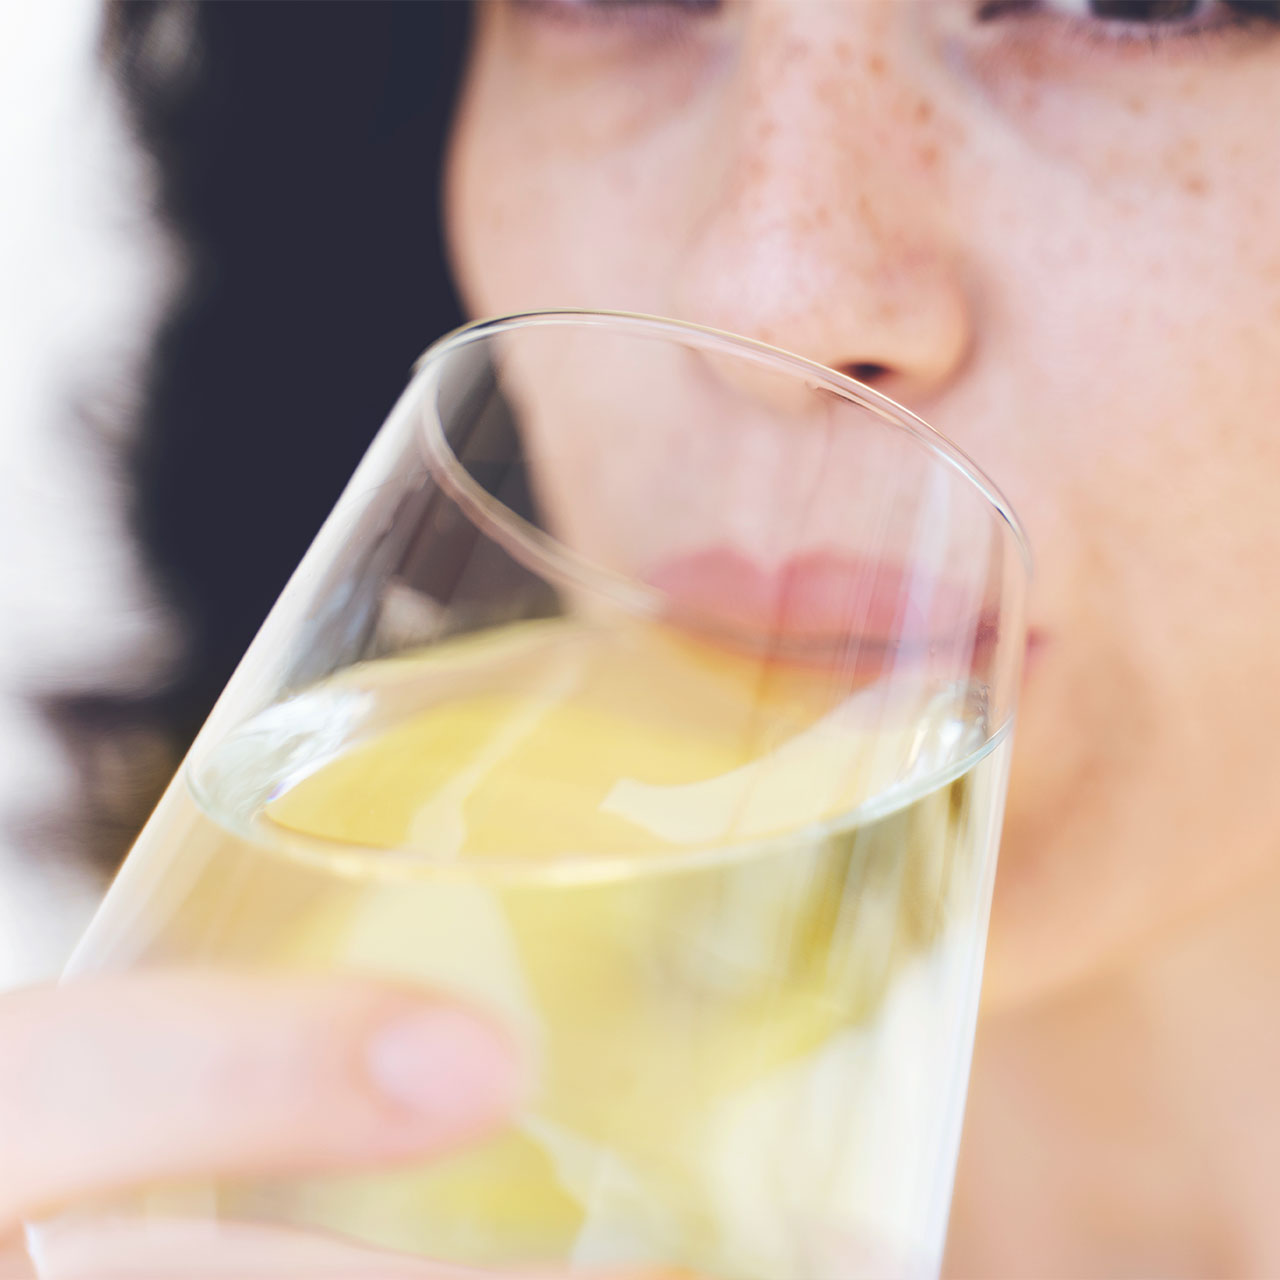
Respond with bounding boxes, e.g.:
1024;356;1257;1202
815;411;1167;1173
447;102;703;319
953;29;1280;195
446;5;740;318
449;136;666;318
447;15;696;309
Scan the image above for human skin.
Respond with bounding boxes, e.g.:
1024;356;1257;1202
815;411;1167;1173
0;974;682;1278
0;974;518;1275
442;0;1280;1271
5;2;1279;1274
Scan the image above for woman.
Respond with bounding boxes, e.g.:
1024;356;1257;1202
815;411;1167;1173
4;1;1280;1274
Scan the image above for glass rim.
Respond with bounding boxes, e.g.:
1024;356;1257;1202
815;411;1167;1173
194;710;1013;885
412;309;1033;592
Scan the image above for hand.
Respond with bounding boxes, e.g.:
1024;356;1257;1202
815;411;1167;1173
0;972;679;1279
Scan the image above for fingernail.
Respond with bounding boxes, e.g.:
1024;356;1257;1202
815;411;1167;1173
366;1005;522;1137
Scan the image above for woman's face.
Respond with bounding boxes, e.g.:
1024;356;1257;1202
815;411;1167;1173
444;0;1280;1011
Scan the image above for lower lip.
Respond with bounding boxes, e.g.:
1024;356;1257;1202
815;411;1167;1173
1024;629;1049;676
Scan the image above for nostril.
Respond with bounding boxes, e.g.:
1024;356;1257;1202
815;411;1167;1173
842;362;890;385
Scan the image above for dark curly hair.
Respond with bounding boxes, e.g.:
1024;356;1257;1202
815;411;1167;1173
63;1;471;864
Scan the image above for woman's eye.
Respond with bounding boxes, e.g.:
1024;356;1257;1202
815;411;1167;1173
977;0;1280;42
512;0;722;30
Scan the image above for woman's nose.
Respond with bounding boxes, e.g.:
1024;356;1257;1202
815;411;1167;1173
671;2;972;410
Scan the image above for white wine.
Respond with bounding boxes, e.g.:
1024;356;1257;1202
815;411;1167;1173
69;618;1010;1280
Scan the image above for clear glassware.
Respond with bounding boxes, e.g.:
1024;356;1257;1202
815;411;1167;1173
30;311;1030;1280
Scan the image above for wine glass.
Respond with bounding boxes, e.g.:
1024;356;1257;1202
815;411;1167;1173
31;311;1029;1280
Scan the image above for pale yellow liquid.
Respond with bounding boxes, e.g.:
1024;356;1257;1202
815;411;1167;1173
69;618;1010;1279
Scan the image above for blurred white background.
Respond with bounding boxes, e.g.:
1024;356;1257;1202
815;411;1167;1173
0;0;178;989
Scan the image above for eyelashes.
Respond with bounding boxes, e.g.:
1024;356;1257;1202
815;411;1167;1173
510;0;1280;54
505;0;727;59
982;0;1280;17
510;0;722;27
976;0;1280;44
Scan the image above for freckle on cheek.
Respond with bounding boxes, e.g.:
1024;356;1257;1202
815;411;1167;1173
1164;137;1208;199
915;99;935;125
782;38;810;69
854;193;883;239
868;53;886;77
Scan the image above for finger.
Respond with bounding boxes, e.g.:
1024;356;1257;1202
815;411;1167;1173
30;1216;693;1280
31;1214;486;1279
0;1237;32;1280
0;971;522;1235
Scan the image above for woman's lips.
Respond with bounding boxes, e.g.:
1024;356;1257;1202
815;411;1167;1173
1024;627;1049;677
646;547;994;665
